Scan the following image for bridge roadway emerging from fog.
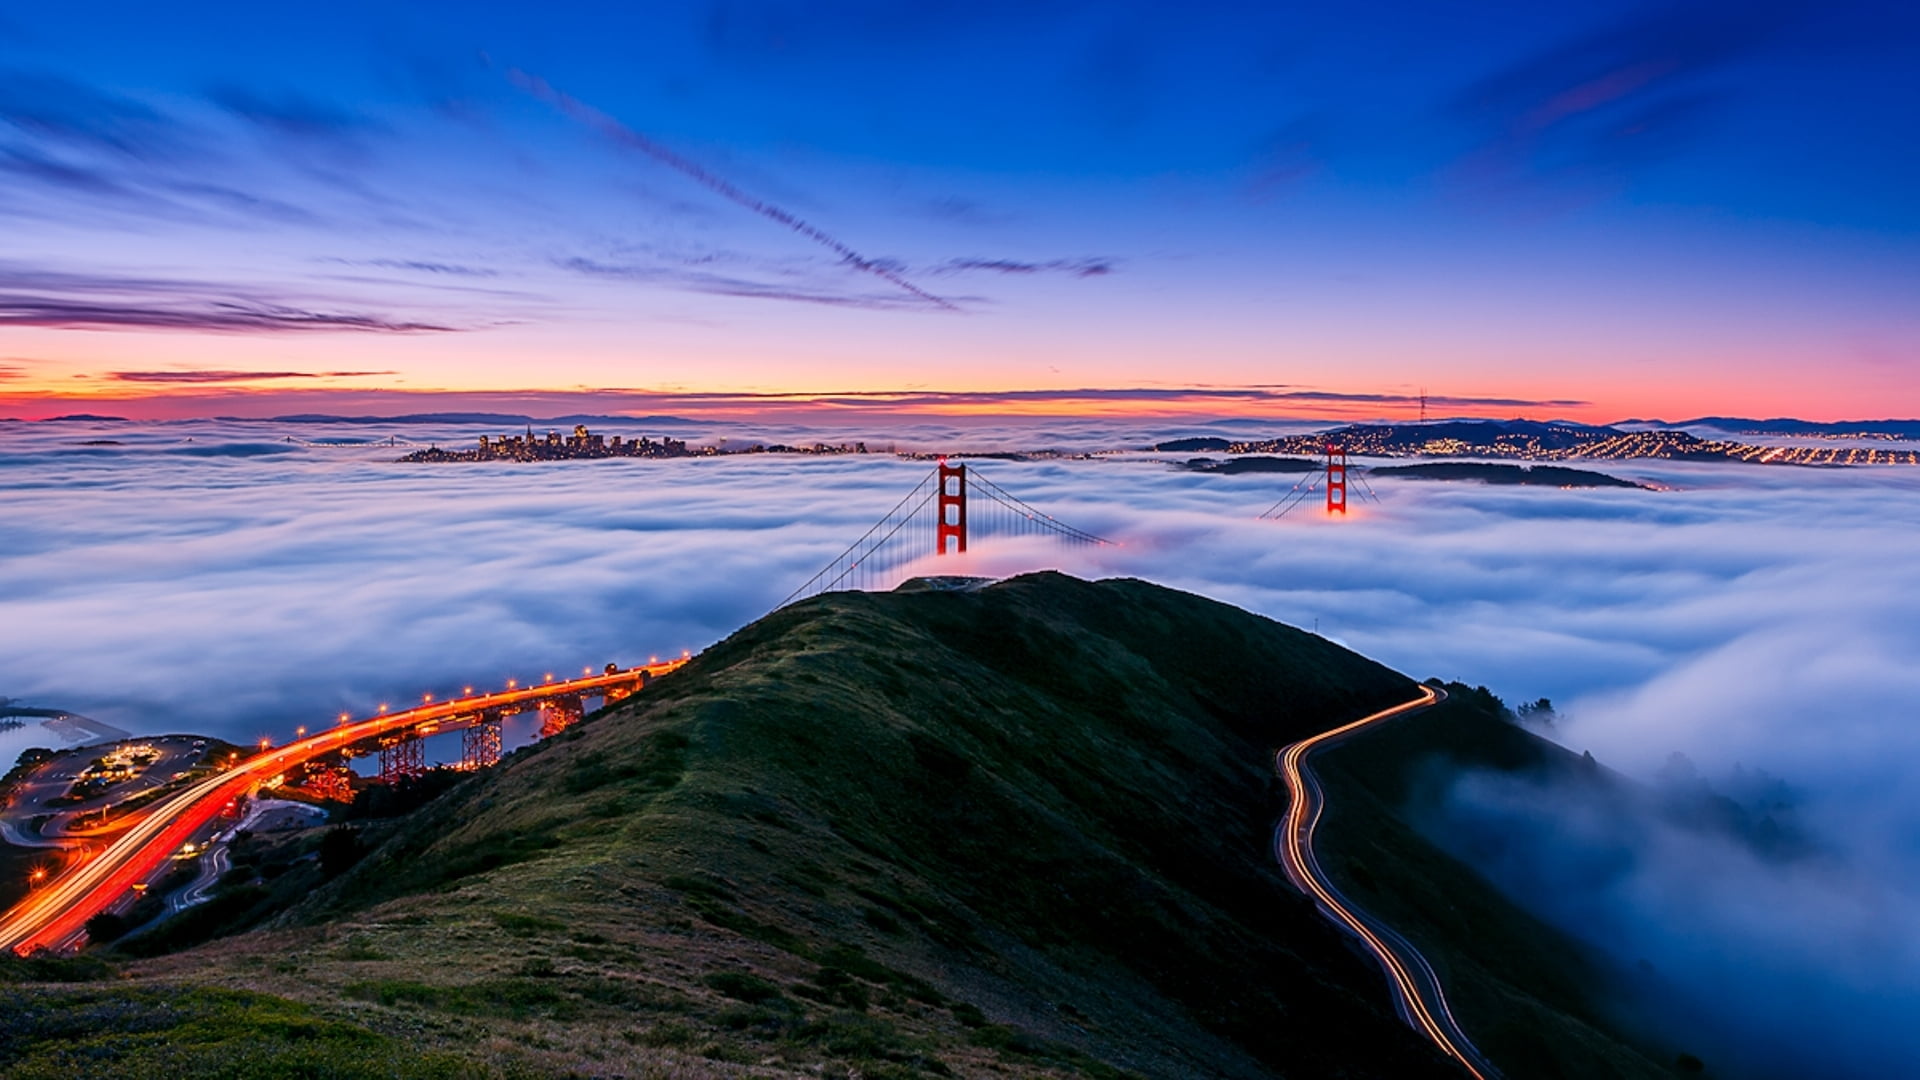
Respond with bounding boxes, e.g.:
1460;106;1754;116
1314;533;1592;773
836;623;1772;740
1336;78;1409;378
0;660;684;956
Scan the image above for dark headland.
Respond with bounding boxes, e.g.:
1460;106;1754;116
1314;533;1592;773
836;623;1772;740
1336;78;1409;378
2;574;1687;1079
1370;462;1648;488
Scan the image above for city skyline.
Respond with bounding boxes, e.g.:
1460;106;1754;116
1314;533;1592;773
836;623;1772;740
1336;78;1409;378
3;1;1918;423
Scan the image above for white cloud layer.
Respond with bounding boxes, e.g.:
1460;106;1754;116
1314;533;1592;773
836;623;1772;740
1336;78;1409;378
4;416;1919;1075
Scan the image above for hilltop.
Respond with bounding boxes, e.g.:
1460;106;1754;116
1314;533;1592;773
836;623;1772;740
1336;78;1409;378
1368;462;1647;489
5;574;1672;1078
1194;419;1920;467
1657;417;1920;441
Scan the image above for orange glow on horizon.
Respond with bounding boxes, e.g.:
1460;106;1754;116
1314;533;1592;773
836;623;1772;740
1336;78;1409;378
1;374;1910;428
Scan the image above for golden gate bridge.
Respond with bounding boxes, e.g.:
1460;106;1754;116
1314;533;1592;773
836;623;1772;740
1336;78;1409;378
1260;445;1380;520
781;459;1113;604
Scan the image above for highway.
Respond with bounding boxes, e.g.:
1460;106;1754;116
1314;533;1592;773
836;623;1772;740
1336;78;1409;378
0;660;683;955
1274;686;1500;1080
2;736;207;846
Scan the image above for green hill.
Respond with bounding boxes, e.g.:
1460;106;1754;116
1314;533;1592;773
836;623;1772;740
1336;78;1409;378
5;573;1672;1078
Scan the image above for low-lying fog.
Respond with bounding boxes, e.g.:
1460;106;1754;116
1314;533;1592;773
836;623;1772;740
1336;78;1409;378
4;416;1917;1077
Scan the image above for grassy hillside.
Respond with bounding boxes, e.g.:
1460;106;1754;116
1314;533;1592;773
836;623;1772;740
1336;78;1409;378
10;573;1672;1078
119;573;1460;1078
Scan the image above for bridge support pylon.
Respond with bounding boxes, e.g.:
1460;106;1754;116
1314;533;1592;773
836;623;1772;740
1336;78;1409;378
603;664;650;704
1325;444;1347;516
378;733;426;784
937;459;967;555
461;719;502;771
302;759;354;803
538;695;585;739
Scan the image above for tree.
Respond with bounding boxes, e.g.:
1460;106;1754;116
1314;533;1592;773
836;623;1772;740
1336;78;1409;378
1516;698;1556;722
84;911;129;944
318;825;365;878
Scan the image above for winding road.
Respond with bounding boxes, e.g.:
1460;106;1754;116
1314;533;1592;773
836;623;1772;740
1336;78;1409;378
1274;685;1501;1080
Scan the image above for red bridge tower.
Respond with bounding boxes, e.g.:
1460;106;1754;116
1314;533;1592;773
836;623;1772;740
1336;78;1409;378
1325;445;1348;516
937;460;967;555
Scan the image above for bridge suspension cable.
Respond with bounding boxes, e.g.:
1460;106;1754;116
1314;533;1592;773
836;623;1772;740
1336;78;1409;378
781;461;1112;606
779;469;940;607
1260;471;1322;520
968;469;1113;547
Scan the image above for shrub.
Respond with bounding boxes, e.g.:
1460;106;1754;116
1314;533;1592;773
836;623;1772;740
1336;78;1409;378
702;971;783;1004
491;911;564;936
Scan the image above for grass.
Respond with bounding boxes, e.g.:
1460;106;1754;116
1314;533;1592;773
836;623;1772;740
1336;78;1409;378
0;985;483;1079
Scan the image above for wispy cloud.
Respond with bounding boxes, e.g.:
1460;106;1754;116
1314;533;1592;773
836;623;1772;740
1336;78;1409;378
0;295;455;334
928;257;1114;278
353;258;499;278
1452;1;1803;192
0;69;341;229
510;68;960;312
0;383;1592;424
0;68;183;159
207;85;385;142
627;386;1588;411
110;370;394;384
0;261;458;334
556;255;936;311
918;196;1015;227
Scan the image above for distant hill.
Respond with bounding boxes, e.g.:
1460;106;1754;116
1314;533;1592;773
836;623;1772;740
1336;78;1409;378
1152;436;1234;452
1370;462;1647;489
1222;419;1920;467
1672;417;1920;440
9;574;1674;1078
1177;455;1321;474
